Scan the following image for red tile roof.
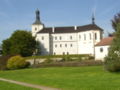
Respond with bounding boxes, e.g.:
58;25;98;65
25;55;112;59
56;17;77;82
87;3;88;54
95;37;114;46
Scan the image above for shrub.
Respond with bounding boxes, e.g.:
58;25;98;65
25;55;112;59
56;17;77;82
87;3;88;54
104;53;120;72
7;55;30;70
62;55;73;61
0;55;13;70
44;58;53;63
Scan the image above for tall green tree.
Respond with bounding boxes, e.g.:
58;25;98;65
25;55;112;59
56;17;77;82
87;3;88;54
112;13;120;31
104;16;120;72
2;30;36;57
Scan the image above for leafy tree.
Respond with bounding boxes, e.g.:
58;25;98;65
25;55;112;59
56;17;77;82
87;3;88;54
104;23;120;72
2;39;11;55
112;13;120;31
2;30;36;57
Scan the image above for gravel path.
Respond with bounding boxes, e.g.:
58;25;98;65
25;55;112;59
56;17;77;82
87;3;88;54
0;78;60;90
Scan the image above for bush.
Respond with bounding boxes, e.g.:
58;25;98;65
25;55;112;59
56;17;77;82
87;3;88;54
44;58;53;63
0;55;13;70
62;55;73;61
104;53;120;72
7;55;30;70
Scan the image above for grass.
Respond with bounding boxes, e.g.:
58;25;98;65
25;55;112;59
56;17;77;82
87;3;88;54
0;81;38;90
0;66;120;90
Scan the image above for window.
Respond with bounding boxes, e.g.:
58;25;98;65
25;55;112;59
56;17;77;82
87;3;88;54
55;44;57;48
79;35;81;40
59;36;62;40
41;36;44;40
55;36;57;40
95;33;97;40
67;52;69;55
35;27;37;31
54;52;56;55
60;44;62;47
100;48;103;52
70;36;72;40
63;52;65;55
84;34;86;40
89;33;91;40
70;44;73;47
65;44;67;47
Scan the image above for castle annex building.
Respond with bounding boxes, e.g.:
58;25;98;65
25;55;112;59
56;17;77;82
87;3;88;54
31;10;104;56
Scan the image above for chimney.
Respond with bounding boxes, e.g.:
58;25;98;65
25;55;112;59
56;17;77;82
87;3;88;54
74;26;77;30
52;27;55;33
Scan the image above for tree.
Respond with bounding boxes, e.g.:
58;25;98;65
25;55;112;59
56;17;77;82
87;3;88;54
2;39;11;55
2;30;36;57
112;13;120;31
104;22;120;72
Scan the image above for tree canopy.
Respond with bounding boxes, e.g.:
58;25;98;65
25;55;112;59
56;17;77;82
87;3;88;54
104;13;120;72
2;30;36;57
112;13;120;31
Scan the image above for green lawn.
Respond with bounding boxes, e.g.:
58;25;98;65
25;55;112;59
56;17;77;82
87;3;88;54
0;66;120;90
0;81;38;90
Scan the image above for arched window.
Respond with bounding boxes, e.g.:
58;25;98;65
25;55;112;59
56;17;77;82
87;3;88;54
84;34;86;40
59;36;62;40
79;35;81;40
55;44;57;48
35;27;37;31
95;33;97;40
70;44;73;47
60;44;62;47
89;33;91;40
100;48;103;52
70;36;72;40
65;44;67;47
41;36;44;40
55;36;57;40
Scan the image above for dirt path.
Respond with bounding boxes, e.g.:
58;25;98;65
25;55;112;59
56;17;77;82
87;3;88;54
0;78;60;90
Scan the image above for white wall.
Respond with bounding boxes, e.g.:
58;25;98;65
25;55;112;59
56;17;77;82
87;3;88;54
36;33;50;55
95;46;109;61
35;29;102;56
78;30;101;55
32;24;44;37
52;33;78;55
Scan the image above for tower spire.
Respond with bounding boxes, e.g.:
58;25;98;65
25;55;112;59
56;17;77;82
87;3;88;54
92;13;95;24
33;9;42;24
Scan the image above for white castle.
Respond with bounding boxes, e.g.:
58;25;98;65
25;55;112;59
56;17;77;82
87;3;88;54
31;10;104;58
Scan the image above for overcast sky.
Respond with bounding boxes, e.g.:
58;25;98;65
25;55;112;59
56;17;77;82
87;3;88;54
0;0;120;44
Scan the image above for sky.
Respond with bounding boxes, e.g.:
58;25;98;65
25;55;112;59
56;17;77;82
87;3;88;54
0;0;120;44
